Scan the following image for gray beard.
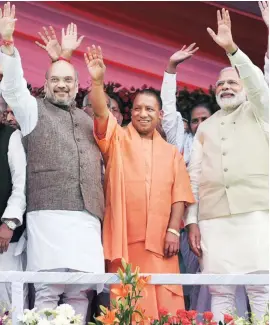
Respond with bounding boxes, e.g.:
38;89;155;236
216;90;246;113
46;95;74;110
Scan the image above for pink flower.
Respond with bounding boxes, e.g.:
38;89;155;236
224;314;234;324
158;307;169;317
186;310;197;320
176;309;186;318
203;311;214;321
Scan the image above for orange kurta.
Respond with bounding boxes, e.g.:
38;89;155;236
94;113;194;318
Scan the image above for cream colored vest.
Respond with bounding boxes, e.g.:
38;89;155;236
197;101;269;221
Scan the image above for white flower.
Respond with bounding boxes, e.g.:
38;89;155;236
37;319;51;325
233;318;248;325
70;314;83;325
51;315;70;325
18;309;40;325
55;305;75;320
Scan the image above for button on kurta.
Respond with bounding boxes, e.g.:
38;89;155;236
224;168;228;172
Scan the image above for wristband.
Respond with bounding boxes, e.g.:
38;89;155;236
58;56;71;63
2;39;13;46
167;228;180;237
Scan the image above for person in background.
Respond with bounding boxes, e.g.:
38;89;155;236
0;105;27;309
85;44;195;318
160;43;213;165
160;44;212;311
2;107;19;129
107;92;124;126
0;4;105;321
186;9;269;322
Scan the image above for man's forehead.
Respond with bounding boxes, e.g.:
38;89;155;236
48;61;76;78
218;68;239;81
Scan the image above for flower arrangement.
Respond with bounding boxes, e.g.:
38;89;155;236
91;258;151;325
18;304;83;325
92;259;269;325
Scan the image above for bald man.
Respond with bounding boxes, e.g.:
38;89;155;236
0;7;105;320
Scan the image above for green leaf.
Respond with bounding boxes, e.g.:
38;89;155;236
121;258;127;269
99;305;108;314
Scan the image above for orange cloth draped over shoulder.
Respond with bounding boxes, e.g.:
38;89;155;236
94;113;195;318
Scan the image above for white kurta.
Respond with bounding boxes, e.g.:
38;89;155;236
199;211;269;274
27;210;104;273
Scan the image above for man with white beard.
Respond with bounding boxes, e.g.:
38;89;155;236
185;8;269;322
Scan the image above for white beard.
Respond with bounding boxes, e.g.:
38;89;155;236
216;90;246;112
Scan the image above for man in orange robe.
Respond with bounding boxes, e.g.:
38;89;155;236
84;46;195;318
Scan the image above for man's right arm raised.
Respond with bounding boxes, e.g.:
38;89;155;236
0;2;37;136
161;43;199;152
84;45;118;156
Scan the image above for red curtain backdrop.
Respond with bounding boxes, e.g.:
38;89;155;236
6;1;267;91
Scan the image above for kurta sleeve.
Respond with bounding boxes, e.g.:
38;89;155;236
184;136;203;226
227;48;269;124
93;111;120;157
172;149;195;205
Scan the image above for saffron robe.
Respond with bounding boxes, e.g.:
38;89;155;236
94;113;195;318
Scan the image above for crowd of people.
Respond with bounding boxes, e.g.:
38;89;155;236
0;1;269;324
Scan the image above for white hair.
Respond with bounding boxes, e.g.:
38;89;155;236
219;66;236;74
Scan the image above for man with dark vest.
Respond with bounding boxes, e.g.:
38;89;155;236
0;3;105;320
0;105;26;308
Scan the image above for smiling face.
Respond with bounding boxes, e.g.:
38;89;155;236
190;105;211;135
216;68;246;111
131;93;163;138
44;61;78;107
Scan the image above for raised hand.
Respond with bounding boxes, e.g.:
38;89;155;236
61;23;84;52
0;2;16;41
207;8;237;54
167;43;199;74
84;45;106;84
35;26;61;62
259;1;269;28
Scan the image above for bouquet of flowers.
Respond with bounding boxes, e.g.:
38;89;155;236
93;259;269;325
91;258;151;325
156;308;269;325
18;304;82;325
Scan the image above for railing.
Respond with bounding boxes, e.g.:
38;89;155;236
0;271;268;325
